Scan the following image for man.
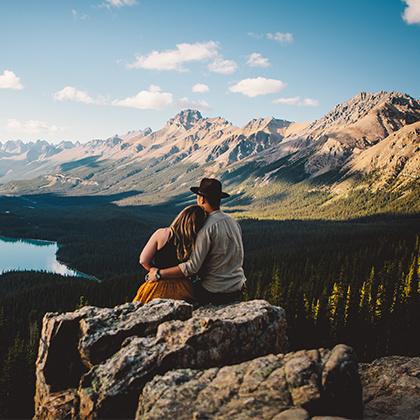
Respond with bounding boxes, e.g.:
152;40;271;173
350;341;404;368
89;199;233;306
147;178;247;304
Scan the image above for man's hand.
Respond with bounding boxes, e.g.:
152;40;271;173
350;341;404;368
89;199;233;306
146;267;159;282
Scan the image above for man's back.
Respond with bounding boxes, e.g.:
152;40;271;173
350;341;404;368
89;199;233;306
179;210;247;293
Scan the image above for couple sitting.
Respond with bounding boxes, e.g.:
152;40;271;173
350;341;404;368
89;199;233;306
133;178;246;305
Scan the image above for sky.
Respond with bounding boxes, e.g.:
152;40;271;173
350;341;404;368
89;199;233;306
1;0;419;143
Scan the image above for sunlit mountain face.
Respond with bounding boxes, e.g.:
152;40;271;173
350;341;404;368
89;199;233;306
1;91;419;219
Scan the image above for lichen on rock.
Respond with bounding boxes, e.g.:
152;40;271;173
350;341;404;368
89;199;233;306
33;298;417;420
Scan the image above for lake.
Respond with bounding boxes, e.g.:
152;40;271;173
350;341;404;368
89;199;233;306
0;236;94;279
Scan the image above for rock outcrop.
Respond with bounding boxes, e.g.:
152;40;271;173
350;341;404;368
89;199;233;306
34;298;419;419
360;356;420;420
137;344;362;420
35;299;289;419
34;300;193;419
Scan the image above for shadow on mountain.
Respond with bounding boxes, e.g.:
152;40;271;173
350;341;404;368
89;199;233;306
224;192;254;207
0;191;143;208
308;169;344;186
60;156;101;172
223;153;311;187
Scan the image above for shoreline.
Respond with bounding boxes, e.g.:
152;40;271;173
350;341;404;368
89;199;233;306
0;234;100;282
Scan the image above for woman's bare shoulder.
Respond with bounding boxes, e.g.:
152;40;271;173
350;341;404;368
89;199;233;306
152;227;171;246
153;227;170;236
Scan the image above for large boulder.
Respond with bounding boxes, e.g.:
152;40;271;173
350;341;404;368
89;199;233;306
136;344;362;420
78;300;192;367
34;299;193;419
33;297;420;419
78;300;288;418
359;356;420;420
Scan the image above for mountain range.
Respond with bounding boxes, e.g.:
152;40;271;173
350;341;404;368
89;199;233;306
1;90;419;219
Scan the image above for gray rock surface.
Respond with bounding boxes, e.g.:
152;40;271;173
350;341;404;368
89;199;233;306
34;298;418;420
34;299;194;419
78;299;192;367
78;300;288;418
136;344;362;420
359;355;420;420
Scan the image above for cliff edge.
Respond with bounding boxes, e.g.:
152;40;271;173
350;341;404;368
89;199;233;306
34;299;419;419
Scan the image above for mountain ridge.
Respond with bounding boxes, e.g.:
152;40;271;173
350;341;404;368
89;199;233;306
1;90;419;218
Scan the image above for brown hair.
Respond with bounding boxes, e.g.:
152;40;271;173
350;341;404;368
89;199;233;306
169;205;207;262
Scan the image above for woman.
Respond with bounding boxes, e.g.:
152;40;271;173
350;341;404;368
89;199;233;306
132;205;206;303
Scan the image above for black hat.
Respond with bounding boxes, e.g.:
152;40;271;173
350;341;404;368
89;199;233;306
190;178;230;199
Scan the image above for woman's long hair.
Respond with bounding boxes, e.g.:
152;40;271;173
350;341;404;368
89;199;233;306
169;205;207;262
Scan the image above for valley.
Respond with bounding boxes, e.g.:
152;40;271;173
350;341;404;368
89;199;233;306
0;91;419;418
1;91;419;219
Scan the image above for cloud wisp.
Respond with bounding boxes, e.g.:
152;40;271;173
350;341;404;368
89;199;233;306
7;119;64;135
128;41;219;71
229;77;286;97
248;32;294;44
0;70;23;90
192;83;209;93
177;97;211;112
267;32;294;43
72;9;89;20
208;57;237;74
102;0;137;9
113;85;173;110
53;85;174;110
247;52;270;68
53;86;95;104
273;96;319;107
402;0;420;24
128;41;237;74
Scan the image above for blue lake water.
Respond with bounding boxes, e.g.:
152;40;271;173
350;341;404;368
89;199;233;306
0;236;93;278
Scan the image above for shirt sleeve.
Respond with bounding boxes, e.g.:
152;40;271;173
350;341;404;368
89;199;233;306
178;226;212;277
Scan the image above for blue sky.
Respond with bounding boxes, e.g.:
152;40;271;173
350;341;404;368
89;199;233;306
1;0;419;143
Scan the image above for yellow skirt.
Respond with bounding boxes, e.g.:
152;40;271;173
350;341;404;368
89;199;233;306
132;279;194;304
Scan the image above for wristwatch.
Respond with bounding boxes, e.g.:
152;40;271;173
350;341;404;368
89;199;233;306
156;269;161;281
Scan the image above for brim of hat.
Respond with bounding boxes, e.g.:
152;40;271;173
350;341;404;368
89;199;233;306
190;186;230;199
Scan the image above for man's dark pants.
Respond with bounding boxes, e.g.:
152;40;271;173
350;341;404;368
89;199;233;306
193;283;243;305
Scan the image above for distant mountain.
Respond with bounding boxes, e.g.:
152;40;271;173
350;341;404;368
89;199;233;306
1;91;419;219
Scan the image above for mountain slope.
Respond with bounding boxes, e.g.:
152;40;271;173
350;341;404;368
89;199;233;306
0;91;419;219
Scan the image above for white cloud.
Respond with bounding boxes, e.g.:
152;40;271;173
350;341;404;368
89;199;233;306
229;77;286;97
103;0;137;8
402;0;420;24
53;86;95;104
247;52;270;68
302;98;319;107
273;96;319;107
267;32;294;44
7;119;63;135
247;32;264;39
128;41;219;71
272;97;301;105
113;85;173;110
53;85;174;111
0;70;23;90
177;97;211;112
208;57;237;74
192;83;209;93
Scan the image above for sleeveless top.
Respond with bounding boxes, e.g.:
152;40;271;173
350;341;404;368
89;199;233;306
152;236;181;269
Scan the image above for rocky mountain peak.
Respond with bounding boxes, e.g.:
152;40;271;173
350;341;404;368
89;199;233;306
142;127;152;136
243;117;292;133
308;91;420;132
168;109;203;130
0;140;28;154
